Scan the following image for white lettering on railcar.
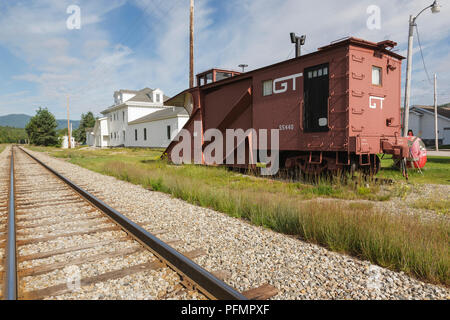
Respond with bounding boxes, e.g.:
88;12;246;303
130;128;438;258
273;73;303;94
279;124;294;131
369;96;384;110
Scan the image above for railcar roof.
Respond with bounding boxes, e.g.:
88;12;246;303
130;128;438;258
165;37;405;107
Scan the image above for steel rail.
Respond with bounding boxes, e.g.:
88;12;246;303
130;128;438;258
5;146;17;300
18;147;247;300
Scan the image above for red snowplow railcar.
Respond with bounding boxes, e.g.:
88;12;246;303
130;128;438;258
164;37;411;175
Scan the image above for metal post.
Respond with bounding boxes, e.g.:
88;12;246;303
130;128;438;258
189;0;194;88
403;15;415;137
67;95;71;148
434;74;439;151
5;147;17;300
295;40;301;58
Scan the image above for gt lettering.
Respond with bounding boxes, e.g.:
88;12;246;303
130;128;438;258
273;73;303;94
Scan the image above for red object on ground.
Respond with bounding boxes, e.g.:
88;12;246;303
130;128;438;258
406;136;427;169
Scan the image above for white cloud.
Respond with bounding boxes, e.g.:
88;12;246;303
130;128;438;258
0;0;449;119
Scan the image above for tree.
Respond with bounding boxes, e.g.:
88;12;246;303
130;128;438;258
74;112;96;144
0;126;27;143
25;107;59;146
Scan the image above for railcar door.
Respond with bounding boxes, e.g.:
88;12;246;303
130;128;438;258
303;64;329;132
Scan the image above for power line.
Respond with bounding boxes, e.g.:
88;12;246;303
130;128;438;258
414;24;433;86
285;47;294;60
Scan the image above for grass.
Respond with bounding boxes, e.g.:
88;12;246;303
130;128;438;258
27;146;450;286
28;147;404;202
378;155;450;185
412;199;450;216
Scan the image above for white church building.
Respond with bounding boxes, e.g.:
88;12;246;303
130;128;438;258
89;87;188;148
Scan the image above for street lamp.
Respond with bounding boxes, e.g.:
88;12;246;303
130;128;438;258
403;1;440;136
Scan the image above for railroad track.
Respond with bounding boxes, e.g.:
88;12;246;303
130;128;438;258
0;146;11;298
1;146;275;300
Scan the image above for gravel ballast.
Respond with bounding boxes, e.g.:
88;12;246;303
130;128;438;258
7;147;206;300
21;147;450;300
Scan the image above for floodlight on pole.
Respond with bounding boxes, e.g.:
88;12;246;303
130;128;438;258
290;33;306;58
403;1;440;137
238;64;248;73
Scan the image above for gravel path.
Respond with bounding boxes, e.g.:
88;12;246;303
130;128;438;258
23;147;450;300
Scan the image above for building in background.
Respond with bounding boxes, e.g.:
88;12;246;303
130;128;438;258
127;107;189;148
90;87;188;148
91;117;109;148
85;127;95;146
409;105;450;146
61;135;76;149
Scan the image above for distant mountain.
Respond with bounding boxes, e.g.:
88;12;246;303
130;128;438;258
0;114;80;130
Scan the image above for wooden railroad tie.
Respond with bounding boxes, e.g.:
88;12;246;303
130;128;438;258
17;219;111;235
16;226;121;246
16;207;98;222
16;215;104;230
211;270;278;300
20;249;207;300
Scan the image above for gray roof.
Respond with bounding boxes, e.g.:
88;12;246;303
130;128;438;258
115;89;140;95
102;88;172;114
127;88;154;103
115;87;171;104
411;105;450;120
128;107;188;125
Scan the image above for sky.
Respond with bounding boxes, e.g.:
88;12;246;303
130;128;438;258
0;0;449;120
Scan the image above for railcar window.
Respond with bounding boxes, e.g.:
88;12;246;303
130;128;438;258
372;66;382;86
206;73;213;84
216;72;232;81
263;80;273;96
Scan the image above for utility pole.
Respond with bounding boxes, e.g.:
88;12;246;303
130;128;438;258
189;0;194;88
434;74;439;151
402;1;441;137
403;15;414;137
67;95;71;149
